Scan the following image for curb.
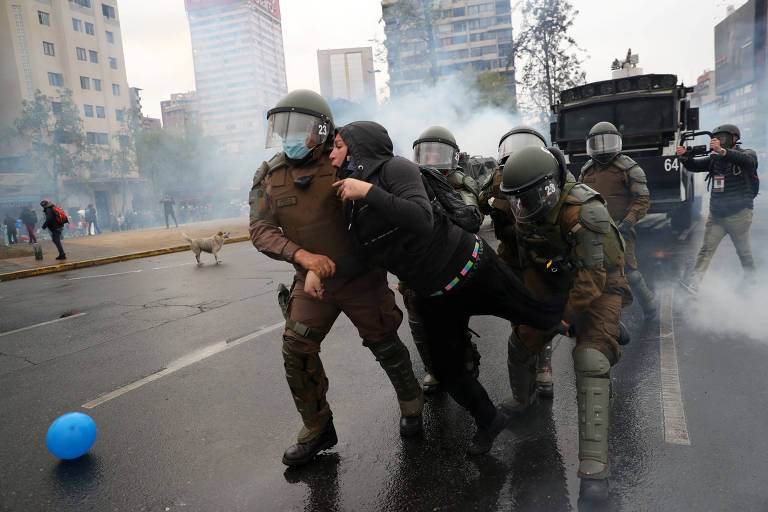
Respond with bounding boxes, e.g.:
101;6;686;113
0;235;251;282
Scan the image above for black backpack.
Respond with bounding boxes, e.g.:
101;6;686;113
743;166;760;198
419;166;482;234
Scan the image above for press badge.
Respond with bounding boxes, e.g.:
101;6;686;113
713;174;725;192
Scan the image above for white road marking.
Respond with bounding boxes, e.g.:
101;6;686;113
152;262;195;270
659;289;691;445
68;269;143;280
82;321;285;409
0;312;87;338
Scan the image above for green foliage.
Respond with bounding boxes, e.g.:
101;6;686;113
469;70;517;110
12;89;88;201
510;0;586;128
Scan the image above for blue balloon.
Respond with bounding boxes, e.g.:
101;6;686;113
46;412;97;460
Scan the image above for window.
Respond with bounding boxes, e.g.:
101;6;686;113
453;7;465;17
80;76;90;89
93;78;101;91
87;132;108;144
47;72;64;87
112;83;120;96
71;0;92;7
85;22;94;35
43;41;55;56
115;109;124;122
76;47;87;61
102;3;116;19
89;50;98;63
38;11;50;26
73;18;82;32
84;104;94;117
105;30;114;43
109;57;117;69
95;106;105;118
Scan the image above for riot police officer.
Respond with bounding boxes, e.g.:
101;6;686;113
677;124;758;294
478;126;558;400
500;145;632;498
580;121;658;321
249;90;423;467
404;125;483;393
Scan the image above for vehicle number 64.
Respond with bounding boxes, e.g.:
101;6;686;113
664;158;680;172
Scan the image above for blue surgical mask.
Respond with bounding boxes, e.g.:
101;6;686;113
283;137;311;160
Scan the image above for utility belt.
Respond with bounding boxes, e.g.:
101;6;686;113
277;281;326;343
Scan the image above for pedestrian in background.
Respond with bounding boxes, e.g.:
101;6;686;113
677;124;759;294
85;203;99;235
160;194;178;229
20;206;37;243
3;212;17;244
40;200;66;260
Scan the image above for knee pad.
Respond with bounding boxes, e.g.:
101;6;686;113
573;347;611;378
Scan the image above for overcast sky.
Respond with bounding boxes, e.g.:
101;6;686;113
118;0;748;120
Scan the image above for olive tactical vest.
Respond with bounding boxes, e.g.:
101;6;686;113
267;156;353;262
580;155;637;221
514;183;625;284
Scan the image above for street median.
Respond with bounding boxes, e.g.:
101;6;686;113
0;235;250;282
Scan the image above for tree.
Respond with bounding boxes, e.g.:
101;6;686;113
468;70;517;110
12;89;87;203
111;108;142;213
513;0;586;127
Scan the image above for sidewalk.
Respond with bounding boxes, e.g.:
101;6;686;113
0;217;250;279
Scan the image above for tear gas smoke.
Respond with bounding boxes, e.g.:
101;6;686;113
335;76;524;160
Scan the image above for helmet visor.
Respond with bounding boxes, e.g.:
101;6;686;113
506;177;561;222
413;141;458;170
587;133;622;162
265;111;329;150
498;132;546;162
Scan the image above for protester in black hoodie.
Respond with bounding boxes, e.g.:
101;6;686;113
323;121;562;455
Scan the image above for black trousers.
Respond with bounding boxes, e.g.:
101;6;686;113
164;210;178;228
413;240;561;428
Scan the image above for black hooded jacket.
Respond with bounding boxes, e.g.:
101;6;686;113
338;121;477;294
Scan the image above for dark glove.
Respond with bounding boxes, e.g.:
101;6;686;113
543;320;570;341
618;220;633;238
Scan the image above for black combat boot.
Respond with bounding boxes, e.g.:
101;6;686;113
578;478;609;510
467;408;508;456
282;418;338;467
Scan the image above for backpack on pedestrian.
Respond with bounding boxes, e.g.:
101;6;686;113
52;205;69;226
419;165;482;234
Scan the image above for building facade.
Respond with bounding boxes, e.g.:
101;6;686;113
185;0;287;153
161;91;200;137
381;0;515;100
711;0;767;156
317;47;377;105
0;0;138;217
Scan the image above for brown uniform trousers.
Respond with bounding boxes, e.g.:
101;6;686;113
249;154;421;442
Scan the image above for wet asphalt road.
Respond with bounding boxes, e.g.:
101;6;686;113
1;209;767;511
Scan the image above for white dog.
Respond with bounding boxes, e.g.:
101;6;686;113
181;231;230;265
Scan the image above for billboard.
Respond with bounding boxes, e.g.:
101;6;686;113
715;0;757;95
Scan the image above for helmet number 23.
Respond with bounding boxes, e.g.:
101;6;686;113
318;124;328;136
664;158;680;172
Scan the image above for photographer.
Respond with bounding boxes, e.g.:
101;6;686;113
676;124;758;294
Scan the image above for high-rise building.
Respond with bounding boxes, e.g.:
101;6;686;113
712;0;767;155
381;0;516;101
161;91;199;137
185;0;287;153
317;47;377;105
0;0;137;214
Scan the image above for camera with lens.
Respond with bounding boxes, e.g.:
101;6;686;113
683;144;709;158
